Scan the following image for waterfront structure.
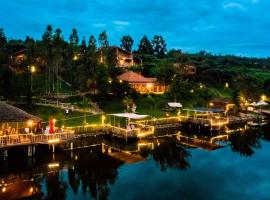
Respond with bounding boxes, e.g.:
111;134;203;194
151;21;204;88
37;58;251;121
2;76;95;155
209;98;235;112
0;103;40;135
117;71;167;94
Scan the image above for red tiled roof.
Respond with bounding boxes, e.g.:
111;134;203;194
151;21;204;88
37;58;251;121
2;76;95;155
117;71;157;83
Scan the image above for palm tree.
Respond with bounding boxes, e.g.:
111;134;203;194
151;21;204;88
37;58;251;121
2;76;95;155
77;96;93;124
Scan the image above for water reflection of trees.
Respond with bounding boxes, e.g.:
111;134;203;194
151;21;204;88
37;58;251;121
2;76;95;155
44;172;68;200
67;148;123;200
152;139;191;171
229;129;261;157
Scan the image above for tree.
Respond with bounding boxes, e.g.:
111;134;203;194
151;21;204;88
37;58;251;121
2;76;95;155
137;35;153;55
77;96;93;124
120;35;133;52
88;35;97;51
98;31;109;48
69;28;79;46
42;25;53;44
0;28;7;48
81;36;87;54
122;96;134;112
41;25;53;93
152;60;175;85
152;35;167;57
52;28;64;93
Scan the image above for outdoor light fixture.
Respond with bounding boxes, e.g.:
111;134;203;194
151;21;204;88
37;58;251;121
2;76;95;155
48;162;60;168
261;95;266;101
30;65;36;73
1;187;6;193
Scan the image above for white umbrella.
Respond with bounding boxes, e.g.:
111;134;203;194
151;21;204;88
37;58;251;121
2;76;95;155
256;101;268;106
168;102;183;108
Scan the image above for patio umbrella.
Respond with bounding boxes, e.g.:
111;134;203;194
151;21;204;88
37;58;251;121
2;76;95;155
255;101;268;106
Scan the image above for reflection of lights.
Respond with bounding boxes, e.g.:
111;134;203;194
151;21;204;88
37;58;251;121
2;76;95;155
48;162;60;168
1;187;6;193
48;139;60;143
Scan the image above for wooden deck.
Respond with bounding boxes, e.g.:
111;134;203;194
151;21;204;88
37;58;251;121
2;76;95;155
0;132;74;148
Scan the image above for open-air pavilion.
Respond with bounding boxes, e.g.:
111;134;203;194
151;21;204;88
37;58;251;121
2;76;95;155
106;113;155;139
0;103;41;135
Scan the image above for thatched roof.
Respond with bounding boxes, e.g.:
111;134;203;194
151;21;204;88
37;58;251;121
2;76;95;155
0;103;40;123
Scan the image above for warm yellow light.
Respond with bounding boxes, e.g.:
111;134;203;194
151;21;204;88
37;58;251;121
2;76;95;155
119;80;123;83
73;55;79;60
146;83;153;89
101;115;106;124
30;65;36;73
108;80;112;84
1;187;6;193
48;139;60;143
53;119;57;123
30;187;34;193
190;89;194;93
261;95;266;101
200;84;204;89
27;120;33;127
209;102;214;107
48;162;60;168
225;82;229;88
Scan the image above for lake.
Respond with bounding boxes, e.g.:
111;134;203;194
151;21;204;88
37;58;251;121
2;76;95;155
0;124;270;200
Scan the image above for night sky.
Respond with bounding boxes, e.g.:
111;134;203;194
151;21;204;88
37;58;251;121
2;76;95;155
0;0;269;57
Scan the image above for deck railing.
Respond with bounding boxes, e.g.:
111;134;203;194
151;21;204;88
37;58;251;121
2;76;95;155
0;131;74;147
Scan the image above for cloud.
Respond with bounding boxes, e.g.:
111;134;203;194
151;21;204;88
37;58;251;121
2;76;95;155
223;2;245;10
113;20;130;26
0;0;269;57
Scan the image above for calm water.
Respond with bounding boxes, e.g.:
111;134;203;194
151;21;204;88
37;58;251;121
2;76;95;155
1;125;270;200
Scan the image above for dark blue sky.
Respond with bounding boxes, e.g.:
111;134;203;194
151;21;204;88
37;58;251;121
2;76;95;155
0;0;269;57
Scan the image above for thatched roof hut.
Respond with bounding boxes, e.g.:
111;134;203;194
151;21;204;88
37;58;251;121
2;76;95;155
0;103;40;123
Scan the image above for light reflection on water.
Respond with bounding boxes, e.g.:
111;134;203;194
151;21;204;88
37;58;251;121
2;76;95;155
0;124;270;200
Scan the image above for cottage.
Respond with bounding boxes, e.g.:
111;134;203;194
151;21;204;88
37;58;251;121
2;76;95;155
99;46;142;68
173;63;196;75
117;71;166;94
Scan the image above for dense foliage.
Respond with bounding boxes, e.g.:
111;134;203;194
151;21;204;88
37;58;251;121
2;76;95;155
0;25;269;105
